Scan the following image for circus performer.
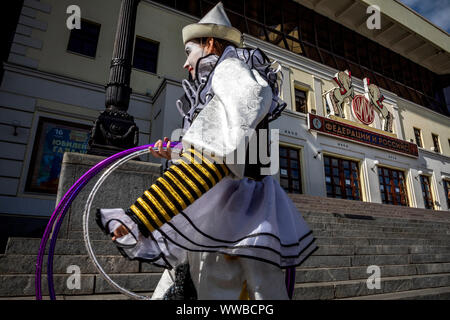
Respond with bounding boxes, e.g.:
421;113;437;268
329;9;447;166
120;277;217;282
96;2;316;300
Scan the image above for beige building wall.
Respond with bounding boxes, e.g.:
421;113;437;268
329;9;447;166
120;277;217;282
28;0;194;96
132;2;195;95
289;68;315;114
398;99;450;157
28;0;119;87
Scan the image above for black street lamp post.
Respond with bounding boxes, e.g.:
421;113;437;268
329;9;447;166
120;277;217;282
88;0;141;156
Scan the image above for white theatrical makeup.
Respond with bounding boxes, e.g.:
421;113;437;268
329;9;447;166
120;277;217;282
183;41;206;80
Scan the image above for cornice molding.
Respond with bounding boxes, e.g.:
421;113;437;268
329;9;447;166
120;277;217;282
2;62;152;104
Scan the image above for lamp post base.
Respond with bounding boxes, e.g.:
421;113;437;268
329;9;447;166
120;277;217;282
87;109;139;157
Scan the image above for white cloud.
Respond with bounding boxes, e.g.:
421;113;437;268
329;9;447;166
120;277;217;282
398;0;450;33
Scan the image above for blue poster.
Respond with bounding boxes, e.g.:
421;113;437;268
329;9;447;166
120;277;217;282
27;119;90;194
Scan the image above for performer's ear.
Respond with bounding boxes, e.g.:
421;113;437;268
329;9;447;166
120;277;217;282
205;37;215;54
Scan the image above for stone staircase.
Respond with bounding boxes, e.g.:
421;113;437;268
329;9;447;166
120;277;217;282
1;194;450;300
291;194;450;300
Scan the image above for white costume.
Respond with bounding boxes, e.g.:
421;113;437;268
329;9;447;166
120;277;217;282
97;2;316;300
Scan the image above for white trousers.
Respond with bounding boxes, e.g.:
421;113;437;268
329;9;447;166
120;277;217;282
151;252;288;300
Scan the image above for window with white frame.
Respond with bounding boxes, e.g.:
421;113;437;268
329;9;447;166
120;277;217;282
294;88;308;113
377;166;409;206
279;146;302;194
419;175;434;210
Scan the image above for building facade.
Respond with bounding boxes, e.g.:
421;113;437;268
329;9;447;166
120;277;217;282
0;0;449;250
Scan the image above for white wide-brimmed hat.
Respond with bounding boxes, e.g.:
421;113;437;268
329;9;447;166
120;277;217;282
182;2;242;47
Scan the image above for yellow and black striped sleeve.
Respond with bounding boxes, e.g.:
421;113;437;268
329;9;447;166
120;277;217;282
126;147;230;237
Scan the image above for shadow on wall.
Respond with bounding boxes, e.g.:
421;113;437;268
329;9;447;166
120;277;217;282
0;215;49;254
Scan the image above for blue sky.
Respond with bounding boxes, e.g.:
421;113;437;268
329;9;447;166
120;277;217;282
398;0;450;33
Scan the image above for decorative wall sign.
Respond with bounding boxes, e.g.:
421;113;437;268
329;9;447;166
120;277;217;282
351;95;375;125
312;117;322;130
324;70;394;133
363;78;393;133
325;70;354;119
308;113;418;158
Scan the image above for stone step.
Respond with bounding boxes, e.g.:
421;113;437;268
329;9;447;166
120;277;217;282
337;286;450;300
5;287;450;300
315;237;450;246
299;255;405;268
307;211;450;226
9;268;450;299
0;254;143;274
296;263;450;283
298;202;448;215
7;237;450;256
0;292;154;300
312;229;450;243
303;215;450;230
0;238;372;256
293;273;450;300
8;250;450;275
291;194;449;214
76;228;439;242
314;245;450;255
307;221;450;235
0;274;94;296
300;253;450;268
5;237;121;255
4;261;450;298
72;211;450;235
0;273;162;297
313;230;450;240
315;245;407;255
64;215;450;240
299;208;450;224
410;254;450;264
301;205;448;219
7;236;450;258
67;209;450;235
409;246;450;254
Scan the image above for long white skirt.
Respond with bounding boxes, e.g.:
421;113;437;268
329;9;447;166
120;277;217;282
151;252;289;300
98;175;317;270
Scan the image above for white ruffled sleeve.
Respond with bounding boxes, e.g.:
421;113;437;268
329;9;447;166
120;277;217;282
181;57;273;179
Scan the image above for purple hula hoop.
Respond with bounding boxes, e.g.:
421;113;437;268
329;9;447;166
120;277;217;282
36;141;296;300
285;267;295;300
35;142;179;300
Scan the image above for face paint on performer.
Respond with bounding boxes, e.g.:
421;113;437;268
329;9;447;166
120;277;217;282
183;40;206;80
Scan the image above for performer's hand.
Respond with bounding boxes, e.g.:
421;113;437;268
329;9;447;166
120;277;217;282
112;224;129;241
149;137;172;160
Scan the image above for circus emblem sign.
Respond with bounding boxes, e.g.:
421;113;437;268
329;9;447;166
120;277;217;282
324;70;394;133
351;95;375;125
325;70;354;120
